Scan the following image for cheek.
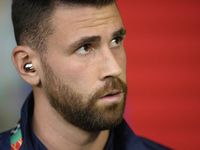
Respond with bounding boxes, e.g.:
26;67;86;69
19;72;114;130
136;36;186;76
60;62;98;93
117;49;127;82
122;51;127;69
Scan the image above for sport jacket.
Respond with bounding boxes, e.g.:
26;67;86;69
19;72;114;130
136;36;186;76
0;92;172;150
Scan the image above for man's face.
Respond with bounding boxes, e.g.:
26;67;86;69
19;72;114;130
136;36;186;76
41;3;127;131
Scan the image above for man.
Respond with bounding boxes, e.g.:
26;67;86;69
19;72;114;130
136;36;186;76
0;0;171;149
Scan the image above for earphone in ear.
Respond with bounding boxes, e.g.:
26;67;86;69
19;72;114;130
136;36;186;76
24;63;35;72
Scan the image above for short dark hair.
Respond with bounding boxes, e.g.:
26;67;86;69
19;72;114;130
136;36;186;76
12;0;116;53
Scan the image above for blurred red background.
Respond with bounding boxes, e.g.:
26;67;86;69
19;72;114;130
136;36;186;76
117;0;200;149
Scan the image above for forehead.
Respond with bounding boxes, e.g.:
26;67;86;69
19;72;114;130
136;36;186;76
53;3;121;26
50;3;123;43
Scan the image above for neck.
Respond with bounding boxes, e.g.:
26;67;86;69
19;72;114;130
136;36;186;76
32;89;109;150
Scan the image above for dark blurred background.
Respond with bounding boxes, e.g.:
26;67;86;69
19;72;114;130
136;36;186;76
1;0;200;149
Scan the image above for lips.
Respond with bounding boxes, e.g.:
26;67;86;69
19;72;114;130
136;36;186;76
99;90;122;103
101;90;122;98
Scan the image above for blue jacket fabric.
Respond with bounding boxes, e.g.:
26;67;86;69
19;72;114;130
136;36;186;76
0;92;172;150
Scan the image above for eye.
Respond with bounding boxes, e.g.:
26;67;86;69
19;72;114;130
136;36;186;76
109;37;123;48
76;44;93;55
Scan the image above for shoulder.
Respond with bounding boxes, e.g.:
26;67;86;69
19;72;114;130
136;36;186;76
113;120;172;150
0;130;11;149
138;136;172;150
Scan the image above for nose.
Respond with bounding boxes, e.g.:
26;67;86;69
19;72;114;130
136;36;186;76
98;47;123;80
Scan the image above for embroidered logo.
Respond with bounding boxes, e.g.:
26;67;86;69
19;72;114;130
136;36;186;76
10;123;23;150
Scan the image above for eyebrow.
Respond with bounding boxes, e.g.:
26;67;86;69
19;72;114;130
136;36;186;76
69;36;101;50
113;28;127;37
68;28;126;50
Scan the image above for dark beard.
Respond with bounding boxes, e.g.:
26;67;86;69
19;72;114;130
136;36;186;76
42;62;127;132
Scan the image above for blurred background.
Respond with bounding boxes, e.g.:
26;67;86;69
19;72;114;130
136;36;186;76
0;0;200;149
0;0;32;133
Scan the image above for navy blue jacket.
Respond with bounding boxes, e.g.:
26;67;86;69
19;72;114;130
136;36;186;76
0;92;172;149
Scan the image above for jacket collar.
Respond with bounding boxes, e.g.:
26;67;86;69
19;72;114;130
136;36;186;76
20;92;47;150
19;92;149;150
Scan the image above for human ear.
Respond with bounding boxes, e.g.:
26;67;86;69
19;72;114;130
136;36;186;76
12;46;40;86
